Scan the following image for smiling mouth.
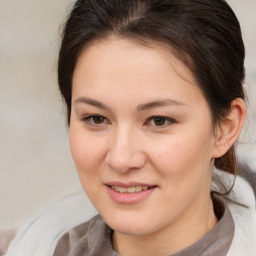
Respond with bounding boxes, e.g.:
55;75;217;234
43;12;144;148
110;185;153;193
106;184;157;204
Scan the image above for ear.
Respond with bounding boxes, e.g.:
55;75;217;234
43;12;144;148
212;98;246;158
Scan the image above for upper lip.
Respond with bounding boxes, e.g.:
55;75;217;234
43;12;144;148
105;181;157;188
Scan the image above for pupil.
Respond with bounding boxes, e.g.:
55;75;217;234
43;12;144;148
154;117;165;126
93;116;104;124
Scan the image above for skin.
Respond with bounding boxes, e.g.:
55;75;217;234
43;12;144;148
69;37;245;256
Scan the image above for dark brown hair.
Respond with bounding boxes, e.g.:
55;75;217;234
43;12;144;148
58;0;245;176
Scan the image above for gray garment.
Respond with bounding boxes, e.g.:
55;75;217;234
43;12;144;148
54;195;234;256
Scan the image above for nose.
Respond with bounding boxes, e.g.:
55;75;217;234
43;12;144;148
106;128;146;173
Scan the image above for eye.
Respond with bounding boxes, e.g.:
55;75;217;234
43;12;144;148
146;116;175;127
81;115;109;126
91;115;106;124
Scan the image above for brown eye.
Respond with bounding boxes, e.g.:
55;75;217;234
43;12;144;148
153;117;167;126
92;115;105;124
81;115;109;126
145;116;176;128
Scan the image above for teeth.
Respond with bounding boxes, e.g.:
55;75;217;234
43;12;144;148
127;187;136;193
136;186;142;192
119;187;127;193
111;185;149;193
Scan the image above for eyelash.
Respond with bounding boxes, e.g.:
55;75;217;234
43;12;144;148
81;115;176;128
145;116;176;127
81;115;109;126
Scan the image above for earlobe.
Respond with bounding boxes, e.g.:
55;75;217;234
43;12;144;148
212;98;246;158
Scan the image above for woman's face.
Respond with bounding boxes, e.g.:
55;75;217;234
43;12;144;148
70;38;217;236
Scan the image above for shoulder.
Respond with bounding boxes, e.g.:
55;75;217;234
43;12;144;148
213;171;256;256
227;177;256;256
0;227;18;255
5;190;97;256
53;215;104;256
53;215;115;256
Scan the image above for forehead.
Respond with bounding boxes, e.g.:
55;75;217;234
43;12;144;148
76;37;196;82
72;37;206;108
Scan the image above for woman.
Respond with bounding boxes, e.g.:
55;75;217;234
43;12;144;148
5;0;256;255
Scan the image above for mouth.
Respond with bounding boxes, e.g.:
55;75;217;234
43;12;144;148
105;182;157;204
110;185;152;193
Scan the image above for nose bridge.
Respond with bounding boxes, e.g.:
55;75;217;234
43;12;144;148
106;125;145;172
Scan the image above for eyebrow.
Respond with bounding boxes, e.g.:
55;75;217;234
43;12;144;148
74;97;187;112
137;99;188;112
74;97;111;111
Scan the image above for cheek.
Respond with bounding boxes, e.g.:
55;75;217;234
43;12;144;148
69;125;107;175
69;126;108;204
149;129;214;179
149;132;214;211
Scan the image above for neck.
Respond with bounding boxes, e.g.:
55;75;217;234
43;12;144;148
113;196;218;256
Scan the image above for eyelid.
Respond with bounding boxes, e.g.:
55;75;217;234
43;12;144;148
81;114;110;126
79;114;175;128
145;116;176;127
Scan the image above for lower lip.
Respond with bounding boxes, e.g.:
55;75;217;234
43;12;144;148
106;186;157;204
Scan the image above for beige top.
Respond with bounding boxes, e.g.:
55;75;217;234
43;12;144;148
53;195;234;256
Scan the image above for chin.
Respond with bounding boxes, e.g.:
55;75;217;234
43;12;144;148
112;222;152;236
102;211;159;236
